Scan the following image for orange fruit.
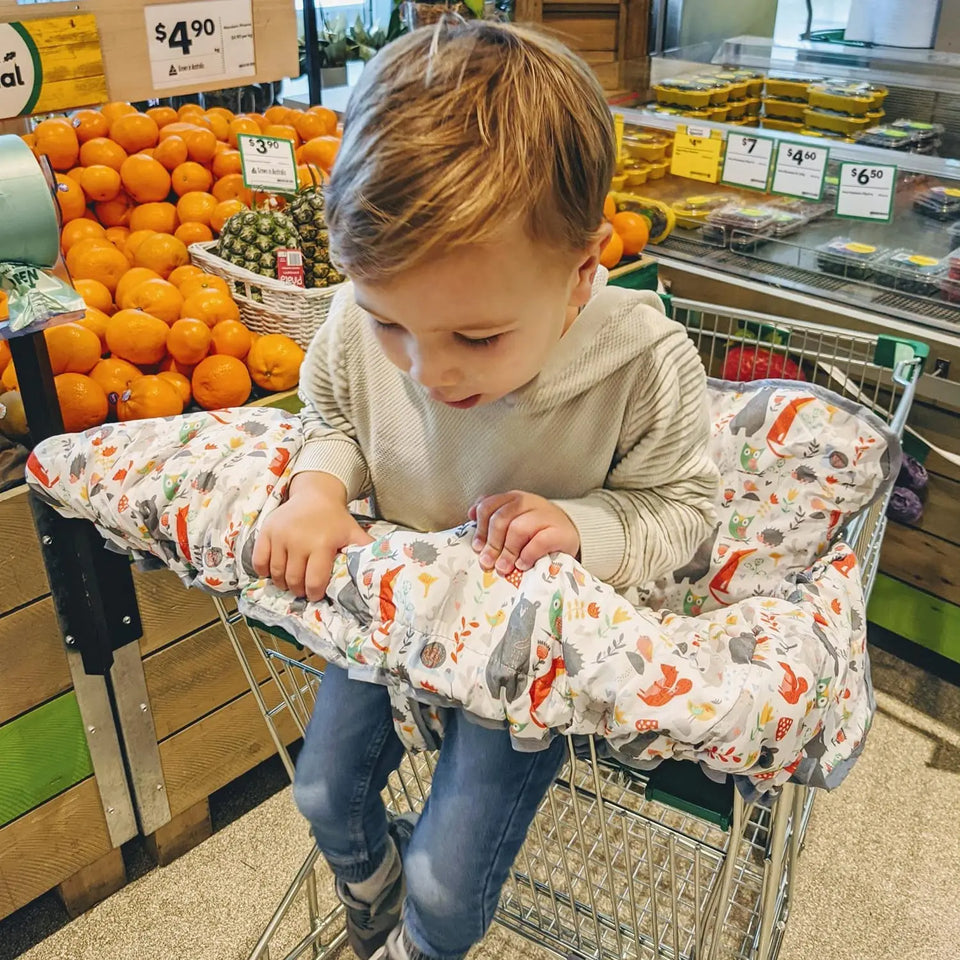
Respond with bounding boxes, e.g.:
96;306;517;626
72;110;110;143
610;212;650;256
178;273;230;299
206;106;236;122
297;163;325;190
74;278;113;313
263;123;299;148
168;317;213;365
79;164;122;202
90;357;142;399
227;117;260;148
116;266;162;308
211;319;252;359
264;106;295;126
61;219;107;254
168;264;204;289
603;194;616;222
211;175;251;206
0;342;8;371
101;102;137;123
175;221;214;246
153;135;189;171
20;132;36;150
110;112;159;153
192;354;251;409
160;355;197;378
178;103;205;120
95;192;136;228
246;333;305;391
126;278;184;325
120;154;171;204
158;370;191;406
106;309;170;365
180;126;217;164
307;105;338;132
67;165;86;183
79;137;127;172
116;375;184;421
44;322;102;374
129;202;179;235
66;239;129;293
105;225;130;249
122;232;158;267
77;305;111;352
147;106;179;129
210;199;246;235
599;230;623;269
55;373;109;432
202;112;230;141
300;136;339;172
133;233;189;279
212;149;242;179
171;161;214;197
2;361;17;391
35;119;80;171
181;288;240;327
54;174;86;223
176;191;218;226
294;110;335;142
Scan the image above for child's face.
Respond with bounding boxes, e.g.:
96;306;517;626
352;221;609;408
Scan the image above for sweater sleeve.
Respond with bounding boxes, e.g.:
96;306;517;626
290;287;372;501
553;327;719;589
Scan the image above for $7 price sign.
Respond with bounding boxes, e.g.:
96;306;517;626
154;17;216;55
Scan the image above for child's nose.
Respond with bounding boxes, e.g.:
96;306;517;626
408;347;458;388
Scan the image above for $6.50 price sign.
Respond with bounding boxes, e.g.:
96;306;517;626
771;142;830;200
721;134;775;190
835;161;897;221
237;133;298;193
144;0;255;90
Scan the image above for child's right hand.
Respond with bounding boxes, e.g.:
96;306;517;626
252;472;373;602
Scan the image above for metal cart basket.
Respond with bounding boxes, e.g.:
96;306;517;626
211;299;923;960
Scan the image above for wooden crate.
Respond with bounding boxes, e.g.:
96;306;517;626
515;0;650;95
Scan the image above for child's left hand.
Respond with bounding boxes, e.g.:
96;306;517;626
469;491;580;576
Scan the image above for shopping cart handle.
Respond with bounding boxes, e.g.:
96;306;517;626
874;336;928;377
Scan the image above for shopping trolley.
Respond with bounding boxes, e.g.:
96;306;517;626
211;299;923;960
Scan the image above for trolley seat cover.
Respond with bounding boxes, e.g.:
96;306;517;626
26;380;900;796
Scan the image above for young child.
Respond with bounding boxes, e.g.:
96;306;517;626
253;18;719;960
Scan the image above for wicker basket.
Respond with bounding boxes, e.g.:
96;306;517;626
189;241;343;349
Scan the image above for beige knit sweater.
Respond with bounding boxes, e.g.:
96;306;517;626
292;276;719;589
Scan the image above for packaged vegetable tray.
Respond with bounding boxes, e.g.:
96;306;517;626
762;98;808;121
855;125;920;151
671;194;729;224
807;80;888;115
874;250;945;297
653;79;716;108
815;238;886;281
803;107;873;134
764;74;817;100
703;72;749;100
913;186;960;221
891;119;944;147
622;132;670;162
761;117;803;132
722;68;765;97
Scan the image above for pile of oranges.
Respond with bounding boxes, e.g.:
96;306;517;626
25;100;341;246
599;194;650;270
0;261;305;433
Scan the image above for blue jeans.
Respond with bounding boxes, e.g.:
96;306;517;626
293;663;567;960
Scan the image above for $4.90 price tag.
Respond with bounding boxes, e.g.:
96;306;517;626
721;134;775;190
771;142;829;200
835;161;897;221
144;0;255;90
237;133;298;193
670;125;724;183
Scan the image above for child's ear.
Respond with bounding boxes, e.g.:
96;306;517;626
570;221;613;308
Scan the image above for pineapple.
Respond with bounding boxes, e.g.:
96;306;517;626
216;209;302;279
287;185;345;288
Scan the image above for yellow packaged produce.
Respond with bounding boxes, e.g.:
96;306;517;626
764;75;817;100
763;97;808;121
803;108;873;135
653;79;716;108
728;117;761;127
706;72;749;99
622;132;669;162
707;105;730;122
799;128;855;143
761;117;804;132
807;80;887;115
645;159;670;179
725;100;749;120
743;97;762;116
623;164;649;187
610;173;627;190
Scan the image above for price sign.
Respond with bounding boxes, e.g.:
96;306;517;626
721;134;775;190
835;161;897;221
670;125;724;183
771;142;829;200
144;0;255;90
237;134;298;193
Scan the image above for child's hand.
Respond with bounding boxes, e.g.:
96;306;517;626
253;473;373;602
469;491;580;576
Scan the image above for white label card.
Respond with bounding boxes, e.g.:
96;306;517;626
771;142;829;200
237;133;298;193
721;134;775;190
835;161;897;221
145;0;255;90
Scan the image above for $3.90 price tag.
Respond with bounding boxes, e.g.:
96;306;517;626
670;125;724;183
771;142;829;200
721;134;775;190
835;161;897;221
144;0;255;89
237;133;298;193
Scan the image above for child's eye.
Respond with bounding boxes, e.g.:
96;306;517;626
457;334;500;348
371;318;398;333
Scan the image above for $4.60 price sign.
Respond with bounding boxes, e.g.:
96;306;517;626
237;133;298;193
144;0;255;90
721;134;775;190
771;142;829;200
835;161;897;221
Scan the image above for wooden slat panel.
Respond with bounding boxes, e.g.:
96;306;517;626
917;473;960;546
158;680;299;818
583;51;617;63
591;61;621;89
542;14;619;51
134;568;221;657
0;777;112;920
0;598;71;726
0;493;48;616
880;521;960;606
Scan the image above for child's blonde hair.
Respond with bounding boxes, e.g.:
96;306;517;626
326;18;615;280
